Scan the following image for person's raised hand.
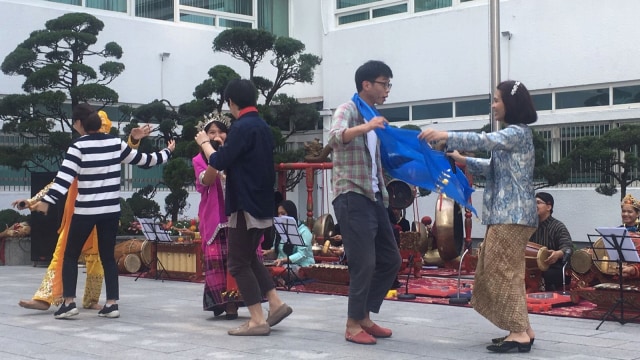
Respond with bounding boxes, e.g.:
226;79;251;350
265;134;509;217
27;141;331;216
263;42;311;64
195;130;209;147
131;124;152;141
167;139;176;152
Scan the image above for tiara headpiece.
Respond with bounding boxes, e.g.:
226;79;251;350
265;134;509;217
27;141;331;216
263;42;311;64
510;81;521;96
621;194;640;212
196;110;231;132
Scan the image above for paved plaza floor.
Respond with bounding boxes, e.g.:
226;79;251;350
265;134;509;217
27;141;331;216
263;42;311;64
1;265;639;359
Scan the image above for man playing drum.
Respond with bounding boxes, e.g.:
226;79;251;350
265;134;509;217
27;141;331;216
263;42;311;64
529;192;573;291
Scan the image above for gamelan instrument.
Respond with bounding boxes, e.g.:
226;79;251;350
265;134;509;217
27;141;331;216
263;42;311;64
525;241;551;272
386;179;416;210
312;213;334;247
412;220;443;266
433;195;459;261
570;237;627;288
524;241;550;292
114;239;152;273
311;213;345;257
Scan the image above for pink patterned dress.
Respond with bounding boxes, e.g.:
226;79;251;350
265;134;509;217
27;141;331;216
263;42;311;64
193;153;236;314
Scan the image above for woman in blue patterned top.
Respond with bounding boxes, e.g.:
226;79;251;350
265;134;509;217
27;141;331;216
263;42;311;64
419;80;538;353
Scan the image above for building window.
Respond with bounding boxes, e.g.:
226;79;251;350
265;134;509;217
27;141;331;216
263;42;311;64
136;0;175;21
48;0;81;5
535;129;552;165
413;103;452;120
180;0;252;15
613;85;640;105
455;98;489;117
181;12;215;25
86;0;127;12
415;0;451;13
556;88;609;109
372;3;407;18
378;106;409;122
219;18;252;28
531;93;552;111
336;0;381;9
338;12;370;25
258;0;289;37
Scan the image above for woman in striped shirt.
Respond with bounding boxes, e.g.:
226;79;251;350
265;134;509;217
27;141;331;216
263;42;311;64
32;104;174;319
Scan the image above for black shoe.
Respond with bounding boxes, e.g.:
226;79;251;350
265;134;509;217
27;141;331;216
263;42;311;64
486;341;531;353
491;336;535;345
98;304;120;318
54;302;79;319
225;313;238;320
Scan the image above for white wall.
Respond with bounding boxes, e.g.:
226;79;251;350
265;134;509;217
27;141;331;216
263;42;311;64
320;0;640;108
0;0;324;106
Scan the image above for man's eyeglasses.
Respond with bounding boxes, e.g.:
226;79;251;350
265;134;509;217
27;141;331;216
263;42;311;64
535;200;548;205
373;81;392;90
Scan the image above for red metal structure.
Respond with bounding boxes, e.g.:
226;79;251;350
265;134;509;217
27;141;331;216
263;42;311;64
275;162;332;229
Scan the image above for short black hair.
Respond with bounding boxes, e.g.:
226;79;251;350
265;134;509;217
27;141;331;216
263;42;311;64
496;80;537;125
355;60;393;92
82;112;102;132
536;192;554;214
72;103;101;132
223;79;258;109
72;103;95;123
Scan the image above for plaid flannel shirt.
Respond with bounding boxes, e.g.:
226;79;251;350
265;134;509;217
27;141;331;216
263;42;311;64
328;100;389;207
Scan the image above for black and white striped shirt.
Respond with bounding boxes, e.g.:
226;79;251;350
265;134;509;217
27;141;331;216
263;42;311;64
43;133;171;216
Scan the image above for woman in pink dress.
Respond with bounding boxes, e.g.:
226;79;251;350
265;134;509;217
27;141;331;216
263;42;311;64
193;116;239;319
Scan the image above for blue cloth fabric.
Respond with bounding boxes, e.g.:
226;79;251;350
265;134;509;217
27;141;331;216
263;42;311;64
351;94;476;214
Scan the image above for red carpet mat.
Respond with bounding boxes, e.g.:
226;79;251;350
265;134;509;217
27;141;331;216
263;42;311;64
288;275;609;321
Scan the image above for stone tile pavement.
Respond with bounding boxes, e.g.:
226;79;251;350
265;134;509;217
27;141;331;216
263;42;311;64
1;266;639;359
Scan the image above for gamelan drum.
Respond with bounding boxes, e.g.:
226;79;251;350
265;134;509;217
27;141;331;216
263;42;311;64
114;239;152;267
570;248;593;274
117;253;142;273
591;237;618;275
525;241;550;272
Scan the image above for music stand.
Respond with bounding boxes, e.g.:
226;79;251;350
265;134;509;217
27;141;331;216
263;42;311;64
591;227;640;329
273;216;305;290
135;217;172;281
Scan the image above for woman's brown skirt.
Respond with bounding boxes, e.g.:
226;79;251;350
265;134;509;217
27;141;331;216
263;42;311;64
471;224;536;332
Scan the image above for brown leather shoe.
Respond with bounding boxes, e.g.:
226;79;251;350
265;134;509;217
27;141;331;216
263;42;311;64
18;299;50;311
228;323;270;336
266;303;292;327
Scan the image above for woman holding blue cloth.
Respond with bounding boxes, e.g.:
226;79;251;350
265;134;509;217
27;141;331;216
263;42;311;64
419;80;538;354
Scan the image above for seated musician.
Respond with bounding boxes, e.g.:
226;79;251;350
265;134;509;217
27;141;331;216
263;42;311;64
262;200;315;280
619;194;640;279
529;192;574;291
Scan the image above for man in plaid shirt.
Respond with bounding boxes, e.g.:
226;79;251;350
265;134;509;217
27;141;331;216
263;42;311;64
328;60;402;345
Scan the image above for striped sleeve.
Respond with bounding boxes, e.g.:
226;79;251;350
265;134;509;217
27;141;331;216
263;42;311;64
42;145;82;205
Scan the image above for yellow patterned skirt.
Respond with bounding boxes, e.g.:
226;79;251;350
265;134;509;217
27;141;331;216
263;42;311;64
32;180;103;308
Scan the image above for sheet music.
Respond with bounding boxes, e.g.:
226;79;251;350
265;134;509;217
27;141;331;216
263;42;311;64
137;217;172;242
273;216;305;246
595;227;640;263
